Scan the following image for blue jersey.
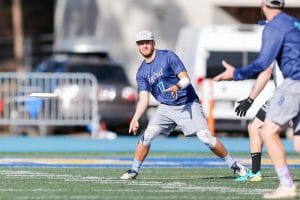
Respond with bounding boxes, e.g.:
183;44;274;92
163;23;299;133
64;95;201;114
136;50;199;105
234;12;300;81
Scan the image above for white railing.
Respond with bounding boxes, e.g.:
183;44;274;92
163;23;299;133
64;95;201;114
0;72;99;136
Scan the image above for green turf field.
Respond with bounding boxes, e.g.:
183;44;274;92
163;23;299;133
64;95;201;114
0;152;299;200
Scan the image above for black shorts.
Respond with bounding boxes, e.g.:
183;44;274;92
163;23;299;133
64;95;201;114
255;101;269;122
256;108;266;122
295;131;300;136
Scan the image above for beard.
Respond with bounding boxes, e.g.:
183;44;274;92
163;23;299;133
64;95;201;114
258;8;268;25
260;8;267;21
140;48;155;59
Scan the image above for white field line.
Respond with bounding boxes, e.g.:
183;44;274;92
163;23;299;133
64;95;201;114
16;196;100;200
0;188;65;192
14;196;249;200
0;169;274;197
0;158;178;166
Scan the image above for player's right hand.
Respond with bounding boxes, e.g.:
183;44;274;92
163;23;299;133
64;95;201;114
235;97;254;117
213;60;235;81
129;119;139;135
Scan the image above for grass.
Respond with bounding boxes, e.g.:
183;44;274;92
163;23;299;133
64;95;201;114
0;152;299;200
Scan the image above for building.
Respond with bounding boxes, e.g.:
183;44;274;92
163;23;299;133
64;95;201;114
1;0;300;81
53;0;300;82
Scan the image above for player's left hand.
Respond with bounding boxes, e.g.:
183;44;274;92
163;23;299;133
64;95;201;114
164;85;179;99
235;97;254;117
213;60;235;81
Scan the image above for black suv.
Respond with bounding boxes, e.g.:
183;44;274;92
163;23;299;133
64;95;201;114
34;53;147;134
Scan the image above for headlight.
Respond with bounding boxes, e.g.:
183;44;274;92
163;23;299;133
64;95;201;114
97;86;116;101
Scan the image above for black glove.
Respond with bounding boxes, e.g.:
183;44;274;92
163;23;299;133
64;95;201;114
235;97;254;117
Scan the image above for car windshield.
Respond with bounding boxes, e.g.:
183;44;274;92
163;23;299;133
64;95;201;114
206;51;259;79
68;65;130;84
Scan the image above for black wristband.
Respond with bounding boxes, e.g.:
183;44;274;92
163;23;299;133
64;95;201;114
247;97;254;104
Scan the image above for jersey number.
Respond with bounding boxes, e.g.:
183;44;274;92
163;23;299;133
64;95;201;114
157;81;166;92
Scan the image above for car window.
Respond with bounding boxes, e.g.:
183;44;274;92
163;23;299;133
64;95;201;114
206;51;259;79
68;64;130;84
34;60;67;73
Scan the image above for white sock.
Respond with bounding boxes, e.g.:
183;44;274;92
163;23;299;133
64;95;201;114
275;166;293;187
132;159;142;172
222;154;236;168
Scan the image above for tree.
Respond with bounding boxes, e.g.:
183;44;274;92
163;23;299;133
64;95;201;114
12;0;24;71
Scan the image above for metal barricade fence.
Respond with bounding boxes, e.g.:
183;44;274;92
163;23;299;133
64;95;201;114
0;72;99;137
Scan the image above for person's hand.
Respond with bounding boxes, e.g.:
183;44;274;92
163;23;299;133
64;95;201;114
164;84;180;99
235;97;254;117
213;60;235;81
129;118;139;135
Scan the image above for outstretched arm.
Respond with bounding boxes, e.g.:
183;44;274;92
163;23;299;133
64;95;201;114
129;91;149;135
214;26;284;82
233;26;284;80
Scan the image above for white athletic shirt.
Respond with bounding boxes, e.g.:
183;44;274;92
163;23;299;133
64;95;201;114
272;61;284;88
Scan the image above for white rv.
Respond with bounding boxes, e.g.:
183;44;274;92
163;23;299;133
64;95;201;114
176;24;275;132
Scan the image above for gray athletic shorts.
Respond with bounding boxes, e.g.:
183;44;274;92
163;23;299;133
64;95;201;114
266;78;300;133
147;101;209;136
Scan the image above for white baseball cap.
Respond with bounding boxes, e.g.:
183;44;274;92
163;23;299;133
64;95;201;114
264;0;285;8
136;30;154;42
